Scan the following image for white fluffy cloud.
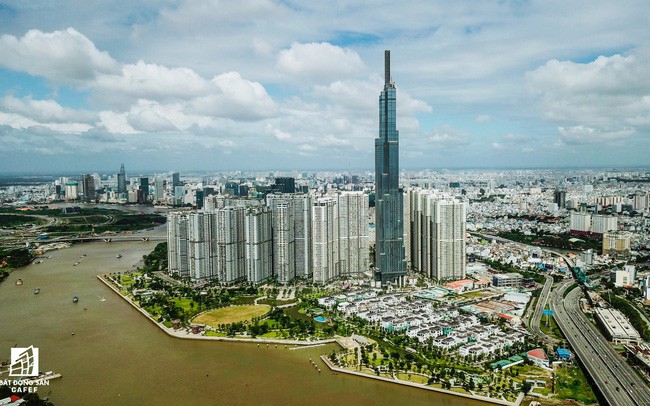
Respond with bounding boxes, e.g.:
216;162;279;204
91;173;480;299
277;42;365;83
527;49;650;144
0;28;119;83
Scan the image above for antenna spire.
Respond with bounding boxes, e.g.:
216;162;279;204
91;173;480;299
384;50;390;84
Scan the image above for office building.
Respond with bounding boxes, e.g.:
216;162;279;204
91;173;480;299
139;177;149;201
154;176;164;203
117;164;127;194
82;174;96;201
374;50;406;285
552;190;566;209
172;172;181;187
611;265;636;287
274;177;296;194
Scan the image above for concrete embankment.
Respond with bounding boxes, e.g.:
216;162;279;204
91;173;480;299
97;274;339;347
319;355;524;406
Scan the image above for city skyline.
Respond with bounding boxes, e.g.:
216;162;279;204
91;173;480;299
1;1;650;173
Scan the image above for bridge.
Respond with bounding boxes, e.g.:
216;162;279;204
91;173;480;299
29;235;166;244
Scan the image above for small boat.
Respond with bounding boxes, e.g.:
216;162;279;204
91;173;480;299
34;288;40;295
98;296;106;302
116;254;122;258
15;279;23;286
73;295;79;304
73;262;79;266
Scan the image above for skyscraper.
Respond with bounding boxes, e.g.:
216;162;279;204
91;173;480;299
374;50;406;285
117;164;127;194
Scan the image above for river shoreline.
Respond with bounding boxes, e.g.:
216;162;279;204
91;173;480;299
319;355;524;406
98;273;524;406
97;274;340;347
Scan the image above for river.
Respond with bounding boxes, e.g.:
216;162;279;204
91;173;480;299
0;240;488;406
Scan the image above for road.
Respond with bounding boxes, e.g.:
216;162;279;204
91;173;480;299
551;281;650;406
527;274;558;343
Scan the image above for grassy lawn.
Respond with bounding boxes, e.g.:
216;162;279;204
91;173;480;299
283;305;314;322
539;311;564;340
459;291;489;299
193;305;270;327
396;372;429;384
204;331;228;337
230;295;258;305
120;275;136;286
555;364;597;404
172;298;196;312
260;331;282;338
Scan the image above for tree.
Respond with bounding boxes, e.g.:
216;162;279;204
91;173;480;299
521;381;532;395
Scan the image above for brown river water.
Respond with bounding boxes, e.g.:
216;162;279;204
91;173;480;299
0;240;487;406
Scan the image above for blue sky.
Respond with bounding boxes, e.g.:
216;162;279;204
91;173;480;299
1;0;649;173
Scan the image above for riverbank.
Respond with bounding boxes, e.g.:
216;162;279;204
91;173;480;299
97;274;341;348
99;273;528;405
320;355;524;406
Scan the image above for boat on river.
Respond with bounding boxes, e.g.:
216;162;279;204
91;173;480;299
34;288;40;295
73;295;79;303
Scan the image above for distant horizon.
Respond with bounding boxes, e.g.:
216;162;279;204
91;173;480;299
2;164;650;178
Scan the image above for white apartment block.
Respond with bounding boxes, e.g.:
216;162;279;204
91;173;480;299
569;212;591;233
245;206;273;284
408;189;466;281
591;214;618;235
337;191;369;276
312;197;339;284
267;197;296;283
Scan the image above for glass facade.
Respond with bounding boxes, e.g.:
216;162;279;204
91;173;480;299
374;50;406;284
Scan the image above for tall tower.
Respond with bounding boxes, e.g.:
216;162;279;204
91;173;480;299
374;50;406;285
117;163;127;194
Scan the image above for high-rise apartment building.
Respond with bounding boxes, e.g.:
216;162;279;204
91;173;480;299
245;206;273;284
337;192;369;276
569;212;591;234
591;214;618;236
167;212;189;277
408;190;466;281
267;194;313;282
268;198;296;283
312;197;339;284
374;50;406;285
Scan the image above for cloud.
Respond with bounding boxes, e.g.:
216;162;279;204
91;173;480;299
428;125;471;148
190;72;277;121
527;49;650;142
277;42;365;83
557;125;635;145
0;28;119;84
93;60;210;105
126;109;178;133
1;95;96;124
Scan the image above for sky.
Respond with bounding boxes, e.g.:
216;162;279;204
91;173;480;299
1;0;649;174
